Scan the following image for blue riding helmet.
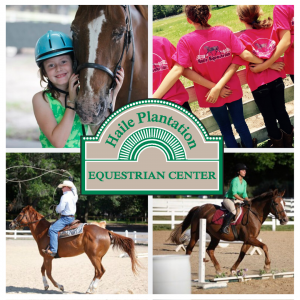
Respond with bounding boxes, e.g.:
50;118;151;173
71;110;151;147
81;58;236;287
35;30;73;67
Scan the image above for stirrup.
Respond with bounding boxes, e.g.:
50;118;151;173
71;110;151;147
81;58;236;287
42;249;56;257
220;225;230;234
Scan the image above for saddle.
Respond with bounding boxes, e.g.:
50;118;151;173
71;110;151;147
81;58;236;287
212;204;243;225
58;220;81;232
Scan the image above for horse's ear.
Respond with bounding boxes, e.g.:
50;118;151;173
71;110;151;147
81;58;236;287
280;190;286;197
273;189;278;196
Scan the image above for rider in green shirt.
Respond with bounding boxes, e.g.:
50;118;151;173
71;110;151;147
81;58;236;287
221;163;249;234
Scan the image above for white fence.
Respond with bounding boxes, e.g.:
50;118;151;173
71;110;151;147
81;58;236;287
153;198;294;231
6;229;148;244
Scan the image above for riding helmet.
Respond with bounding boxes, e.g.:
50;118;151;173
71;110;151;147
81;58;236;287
235;163;248;172
35;30;73;67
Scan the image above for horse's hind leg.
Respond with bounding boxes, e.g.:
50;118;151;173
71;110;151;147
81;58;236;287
206;236;222;274
41;261;49;290
44;258;64;292
186;227;199;255
230;242;251;275
86;255;105;294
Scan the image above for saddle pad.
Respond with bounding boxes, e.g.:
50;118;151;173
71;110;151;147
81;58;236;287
47;223;86;239
211;208;243;225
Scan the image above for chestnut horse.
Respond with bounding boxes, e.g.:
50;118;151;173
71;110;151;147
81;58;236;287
71;5;148;126
9;206;139;293
169;190;288;274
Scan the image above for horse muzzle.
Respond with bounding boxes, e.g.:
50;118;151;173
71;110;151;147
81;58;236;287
9;222;17;230
76;96;111;126
280;217;289;225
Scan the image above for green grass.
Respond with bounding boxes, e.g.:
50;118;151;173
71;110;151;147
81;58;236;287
153;5;275;46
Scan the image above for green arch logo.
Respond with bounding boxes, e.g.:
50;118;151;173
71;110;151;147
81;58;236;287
118;127;186;161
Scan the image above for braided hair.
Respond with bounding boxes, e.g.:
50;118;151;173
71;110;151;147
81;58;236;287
185;5;211;27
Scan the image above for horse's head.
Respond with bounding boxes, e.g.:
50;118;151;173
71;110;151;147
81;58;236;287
71;5;130;125
9;205;34;229
270;189;288;225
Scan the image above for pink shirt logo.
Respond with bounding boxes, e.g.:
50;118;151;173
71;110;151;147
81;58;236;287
153;53;169;73
251;38;276;59
291;17;294;27
196;40;231;64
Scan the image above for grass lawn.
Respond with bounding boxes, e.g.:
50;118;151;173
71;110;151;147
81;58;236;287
153;5;275;89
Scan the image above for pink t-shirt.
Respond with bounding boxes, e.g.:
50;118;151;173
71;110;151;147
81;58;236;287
232;27;286;92
153;36;189;105
172;26;245;108
272;5;294;75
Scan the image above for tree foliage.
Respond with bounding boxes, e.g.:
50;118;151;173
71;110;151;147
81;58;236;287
6;153;147;222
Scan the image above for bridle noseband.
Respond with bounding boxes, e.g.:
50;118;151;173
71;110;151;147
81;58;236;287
74;5;135;108
12;210;44;228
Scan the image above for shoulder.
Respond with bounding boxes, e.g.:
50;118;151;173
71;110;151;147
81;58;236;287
231;177;239;183
214;25;233;34
32;91;50;107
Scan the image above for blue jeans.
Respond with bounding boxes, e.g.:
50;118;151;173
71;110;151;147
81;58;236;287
49;216;74;253
210;99;253;148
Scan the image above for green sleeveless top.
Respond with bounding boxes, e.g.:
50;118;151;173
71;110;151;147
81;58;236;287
39;92;88;148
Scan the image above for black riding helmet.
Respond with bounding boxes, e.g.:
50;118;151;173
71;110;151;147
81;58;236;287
235;163;248;173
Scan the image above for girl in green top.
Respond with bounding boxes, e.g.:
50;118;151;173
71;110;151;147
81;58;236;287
32;31;124;148
221;163;249;234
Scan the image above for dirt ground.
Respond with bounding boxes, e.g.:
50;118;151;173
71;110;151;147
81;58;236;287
6;239;148;294
153;230;294;294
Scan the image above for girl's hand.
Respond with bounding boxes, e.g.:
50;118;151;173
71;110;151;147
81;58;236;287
270;62;285;72
249;63;265;73
220;85;232;98
114;67;125;96
68;73;80;105
205;86;221;104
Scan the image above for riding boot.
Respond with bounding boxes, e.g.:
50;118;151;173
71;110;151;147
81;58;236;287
268;132;284;148
281;126;294;148
220;212;235;234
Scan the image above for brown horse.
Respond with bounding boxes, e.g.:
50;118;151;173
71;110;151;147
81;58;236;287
9;206;139;293
71;5;148;126
169;190;288;274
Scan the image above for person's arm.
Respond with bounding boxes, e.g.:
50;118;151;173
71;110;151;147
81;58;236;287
205;63;240;103
56;195;67;214
153;63;184;98
32;74;79;148
239;49;264;64
250;30;291;73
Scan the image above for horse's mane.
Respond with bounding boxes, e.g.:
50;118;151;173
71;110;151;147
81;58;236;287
25;205;44;220
250;190;274;202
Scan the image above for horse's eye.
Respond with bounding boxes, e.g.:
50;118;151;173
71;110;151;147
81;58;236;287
112;27;125;41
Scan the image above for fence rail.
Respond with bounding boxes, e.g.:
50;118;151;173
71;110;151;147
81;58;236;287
153;198;294;231
6;229;148;244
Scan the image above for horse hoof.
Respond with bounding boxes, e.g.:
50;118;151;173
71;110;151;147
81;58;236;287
264;265;271;272
44;285;49;291
59;285;64;292
231;270;236;275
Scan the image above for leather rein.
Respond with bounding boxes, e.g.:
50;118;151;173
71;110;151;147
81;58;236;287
74;5;135;109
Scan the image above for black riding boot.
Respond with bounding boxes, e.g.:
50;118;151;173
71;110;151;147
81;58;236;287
220;212;235;234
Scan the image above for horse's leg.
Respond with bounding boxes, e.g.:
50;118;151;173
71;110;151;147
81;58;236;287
86;255;105;294
186;227;199;255
230;243;251;275
247;237;271;272
41;261;49;290
44;258;64;292
206;236;222;274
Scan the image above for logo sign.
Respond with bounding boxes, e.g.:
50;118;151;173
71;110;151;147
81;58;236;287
81;100;223;195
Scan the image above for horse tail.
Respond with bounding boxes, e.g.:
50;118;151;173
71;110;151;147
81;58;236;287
167;206;199;245
108;231;140;274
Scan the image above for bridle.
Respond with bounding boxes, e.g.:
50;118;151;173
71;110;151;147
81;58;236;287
74;5;135;110
270;196;286;221
12;210;44;228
